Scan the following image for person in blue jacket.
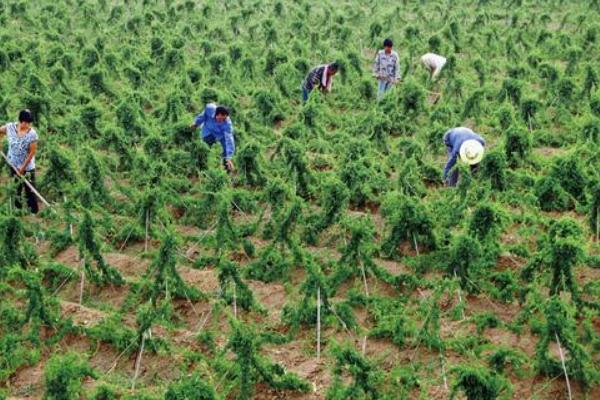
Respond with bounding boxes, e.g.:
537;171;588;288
443;127;485;187
191;103;235;172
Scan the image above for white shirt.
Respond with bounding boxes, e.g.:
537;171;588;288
421;53;447;71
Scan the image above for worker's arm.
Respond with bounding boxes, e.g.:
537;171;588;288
0;124;7;138
443;147;459;182
190;109;206;130
221;122;235;172
19;141;37;175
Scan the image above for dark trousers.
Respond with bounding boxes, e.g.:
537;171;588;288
448;164;480;187
202;135;233;173
9;168;39;214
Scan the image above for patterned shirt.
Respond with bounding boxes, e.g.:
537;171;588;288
6;123;38;171
373;50;400;82
302;64;327;91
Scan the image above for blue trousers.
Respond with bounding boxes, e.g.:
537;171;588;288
377;80;393;100
301;86;310;103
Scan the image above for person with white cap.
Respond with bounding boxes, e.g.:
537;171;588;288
421;53;447;80
442;127;485;187
190;103;235;173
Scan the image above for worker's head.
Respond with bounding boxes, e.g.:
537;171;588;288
215;106;230;123
328;62;339;76
459;140;485;166
383;38;393;54
18;109;33;128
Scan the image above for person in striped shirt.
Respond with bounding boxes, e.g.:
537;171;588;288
301;62;339;102
373;38;400;100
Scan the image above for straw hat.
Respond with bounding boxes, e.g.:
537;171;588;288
459;140;485;165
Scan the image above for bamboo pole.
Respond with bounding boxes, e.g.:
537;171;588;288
1;151;51;208
412;233;420;256
317;286;321;361
132;330;147;390
144;209;150;252
233;282;237;319
555;332;572;400
79;259;85;307
360;263;369;354
453;271;465;320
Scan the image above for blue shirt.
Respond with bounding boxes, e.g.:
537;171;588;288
194;103;235;160
442;127;485;180
7;123;38;171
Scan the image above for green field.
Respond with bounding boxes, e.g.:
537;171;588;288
0;0;599;399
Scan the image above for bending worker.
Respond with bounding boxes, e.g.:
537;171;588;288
301;62;339;102
191;103;235;172
421;52;447;80
443;127;485;187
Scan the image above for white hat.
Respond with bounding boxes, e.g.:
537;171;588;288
459;140;485;165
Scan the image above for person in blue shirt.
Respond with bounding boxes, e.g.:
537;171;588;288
443;127;486;187
191;103;235;172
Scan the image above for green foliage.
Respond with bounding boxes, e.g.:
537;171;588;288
479;150;508;191
447;234;484;293
449;365;507;400
77;211;124;286
381;194;436;258
535;297;598;386
140;232;201;306
164;373;216;400
326;345;382;400
218;260;258;312
535;175;575;211
304;176;349;245
0;216;28;270
226;319;309;399
504;125;531;167
43;352;96;400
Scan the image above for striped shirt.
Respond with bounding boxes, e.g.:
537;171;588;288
302;64;327;91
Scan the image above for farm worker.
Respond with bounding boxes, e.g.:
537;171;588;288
0;109;39;213
301;62;339;102
421;53;447;80
443;127;485;187
190;104;235;172
372;38;400;100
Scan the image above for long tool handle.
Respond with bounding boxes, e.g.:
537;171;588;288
1;151;51;208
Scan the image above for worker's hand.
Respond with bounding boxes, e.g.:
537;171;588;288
189;124;197;130
17;166;26;176
225;159;235;173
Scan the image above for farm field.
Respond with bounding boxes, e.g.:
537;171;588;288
0;0;600;399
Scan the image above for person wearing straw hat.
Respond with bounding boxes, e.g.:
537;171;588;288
421;53;447;80
443;127;485;187
0;109;39;213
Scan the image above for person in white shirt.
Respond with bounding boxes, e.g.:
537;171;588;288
372;38;400;100
421;53;447;80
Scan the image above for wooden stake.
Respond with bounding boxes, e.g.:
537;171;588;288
144;209;150;252
233;282;237;319
555;332;572;400
453;271;465;320
317;286;321;361
132;330;147;390
440;353;448;391
1;151;51;208
360;263;369;354
596;207;600;242
64;196;73;237
412;233;420;256
79;259;85;307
